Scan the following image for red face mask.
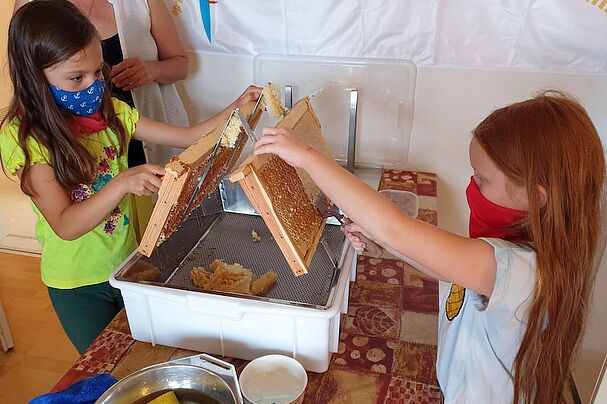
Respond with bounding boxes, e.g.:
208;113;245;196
466;177;527;241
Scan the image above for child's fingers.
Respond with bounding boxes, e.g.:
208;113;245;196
254;134;277;148
237;86;261;105
148;174;162;189
136;176;159;195
253;136;281;156
254;137;290;153
342;226;366;248
262;126;289;136
344;222;370;238
143;182;159;195
349;239;366;252
253;144;276;156
140;170;162;189
146;164;166;176
246;85;262;96
248;89;262;100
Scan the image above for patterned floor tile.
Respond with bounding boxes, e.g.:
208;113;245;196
344;305;401;340
73;329;134;374
402;280;439;314
331;333;398;374
316;368;391;404
356;256;405;286
399;311;438;345
392;341;438;386
384;377;441;404
351;281;403;309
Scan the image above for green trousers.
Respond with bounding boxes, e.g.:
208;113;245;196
47;282;124;354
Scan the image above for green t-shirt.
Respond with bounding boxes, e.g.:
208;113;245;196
0;98;139;289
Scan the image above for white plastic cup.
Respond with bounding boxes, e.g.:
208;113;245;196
239;355;308;404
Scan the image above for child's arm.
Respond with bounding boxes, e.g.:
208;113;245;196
254;128;498;296
23;163;164;241
343;222;448;281
133;86;261;149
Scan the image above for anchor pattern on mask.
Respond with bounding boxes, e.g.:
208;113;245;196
50;79;105;117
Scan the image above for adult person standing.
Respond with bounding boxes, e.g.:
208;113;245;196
13;0;190;167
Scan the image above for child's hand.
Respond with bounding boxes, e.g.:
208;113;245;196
111;58;155;91
233;85;262;109
341;222;374;253
253;127;316;169
116;164;165;196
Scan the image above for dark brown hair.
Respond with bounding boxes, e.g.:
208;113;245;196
1;0;127;196
474;91;606;403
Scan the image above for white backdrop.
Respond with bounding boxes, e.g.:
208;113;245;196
167;0;607;75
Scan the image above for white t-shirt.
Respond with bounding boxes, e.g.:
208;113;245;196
437;238;537;403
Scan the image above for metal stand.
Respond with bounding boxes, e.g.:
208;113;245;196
346;89;359;173
284;85;293;109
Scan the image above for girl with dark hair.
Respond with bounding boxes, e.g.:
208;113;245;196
13;0;191;168
253;92;606;403
0;0;259;353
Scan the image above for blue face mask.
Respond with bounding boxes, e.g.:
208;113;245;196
50;79;105;116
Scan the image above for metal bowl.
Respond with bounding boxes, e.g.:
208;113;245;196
95;363;238;404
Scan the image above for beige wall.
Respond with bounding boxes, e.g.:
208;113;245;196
0;1;14;110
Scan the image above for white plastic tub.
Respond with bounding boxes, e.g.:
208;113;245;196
110;241;356;374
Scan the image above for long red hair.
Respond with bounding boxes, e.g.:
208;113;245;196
474;91;606;403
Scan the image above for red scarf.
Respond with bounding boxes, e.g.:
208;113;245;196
67;111;108;135
466;177;528;241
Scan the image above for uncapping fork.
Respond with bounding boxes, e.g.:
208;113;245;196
315;199;384;258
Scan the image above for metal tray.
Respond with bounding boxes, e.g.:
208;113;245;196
116;181;346;310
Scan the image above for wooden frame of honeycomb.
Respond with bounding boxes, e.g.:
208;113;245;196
138;101;262;257
230;98;333;276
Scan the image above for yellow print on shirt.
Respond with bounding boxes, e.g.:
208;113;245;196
446;283;465;321
586;0;607;13
171;0;184;16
